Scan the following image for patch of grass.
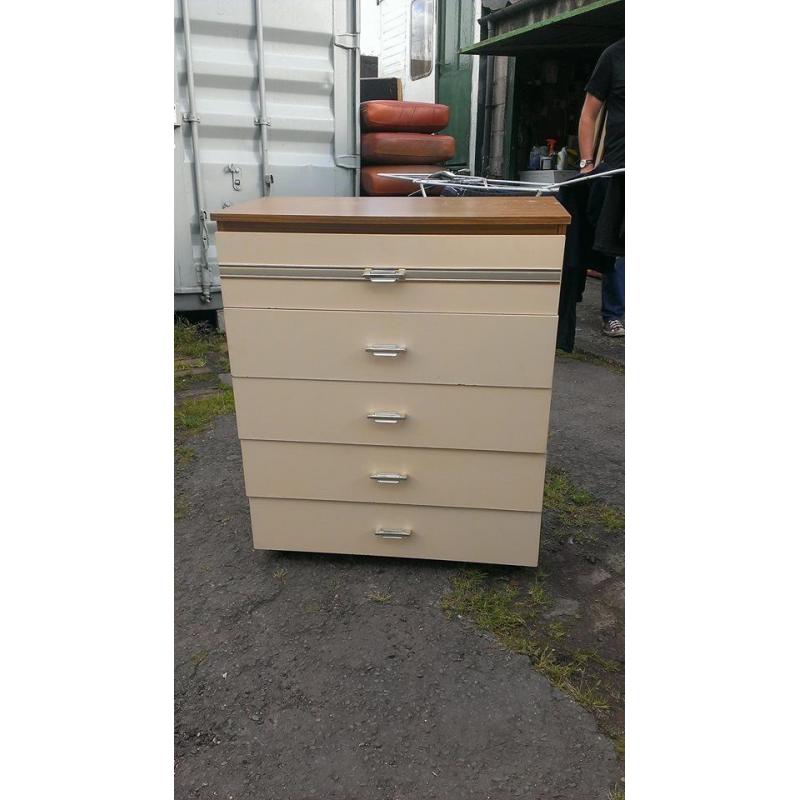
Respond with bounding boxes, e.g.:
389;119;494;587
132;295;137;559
366;591;392;604
598;506;625;532
544;468;624;541
539;651;613;716
175;495;190;520
527;580;551;608
573;648;621;673
442;569;551;638
608;784;625;800
174;371;213;392
175;320;228;362
273;568;288;582
547;620;567;641
175;356;207;371
556;348;624;374
572;680;611;715
444;570;532;637
442;568;620;727
174;322;233;440
190;650;208;668
175;446;196;466
174;386;235;437
442;474;625;770
302;600;321;613
529;646;610;715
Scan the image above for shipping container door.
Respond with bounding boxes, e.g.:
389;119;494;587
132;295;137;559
436;0;474;168
174;0;358;310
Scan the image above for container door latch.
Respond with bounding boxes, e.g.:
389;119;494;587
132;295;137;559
225;163;242;191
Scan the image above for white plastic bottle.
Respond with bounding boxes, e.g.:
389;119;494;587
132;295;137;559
556;146;568;170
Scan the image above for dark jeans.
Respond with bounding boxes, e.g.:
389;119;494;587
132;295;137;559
602;256;625;321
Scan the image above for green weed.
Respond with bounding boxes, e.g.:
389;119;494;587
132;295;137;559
573;648;622;673
174;320;228;362
442;569;620;725
175;495;190;520
547;621;567;641
174;371;213;392
175;446;196;466
190;650;208;667
543;468;624;540
174;387;235;437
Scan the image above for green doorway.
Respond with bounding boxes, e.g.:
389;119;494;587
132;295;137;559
436;0;474;168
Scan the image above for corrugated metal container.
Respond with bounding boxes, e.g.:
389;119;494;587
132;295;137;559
174;0;360;310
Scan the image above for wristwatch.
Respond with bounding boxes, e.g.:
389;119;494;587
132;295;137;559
579;159;595;169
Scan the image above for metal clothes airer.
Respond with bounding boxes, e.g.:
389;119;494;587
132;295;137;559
377;167;626;197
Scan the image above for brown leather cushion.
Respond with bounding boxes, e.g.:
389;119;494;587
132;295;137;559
360;165;443;196
361;132;455;165
360;100;449;133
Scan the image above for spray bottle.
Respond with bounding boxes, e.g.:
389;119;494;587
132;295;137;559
541;138;557;170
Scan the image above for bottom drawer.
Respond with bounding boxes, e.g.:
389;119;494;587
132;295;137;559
249;497;541;567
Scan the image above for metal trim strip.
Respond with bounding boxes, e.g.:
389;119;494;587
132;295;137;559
219;265;561;283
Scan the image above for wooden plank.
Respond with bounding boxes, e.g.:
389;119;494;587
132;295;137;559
211;195;570;234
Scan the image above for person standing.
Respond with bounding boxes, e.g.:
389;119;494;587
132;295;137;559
578;39;625;337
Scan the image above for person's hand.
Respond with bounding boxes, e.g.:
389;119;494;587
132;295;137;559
580;164;595;175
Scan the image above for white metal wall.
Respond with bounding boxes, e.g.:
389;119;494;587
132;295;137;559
378;0;436;102
175;0;359;310
379;0;406;78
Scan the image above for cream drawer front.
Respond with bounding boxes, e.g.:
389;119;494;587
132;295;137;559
233;378;552;453
216;231;565;270
221;275;559;316
250;497;541;566
241;440;545;512
225;308;558;388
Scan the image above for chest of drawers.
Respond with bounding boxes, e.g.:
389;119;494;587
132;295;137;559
212;196;570;567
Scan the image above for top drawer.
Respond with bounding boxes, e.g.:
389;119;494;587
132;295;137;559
220;267;561;316
215;231;565;271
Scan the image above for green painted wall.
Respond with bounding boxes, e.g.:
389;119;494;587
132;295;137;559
436;0;475;167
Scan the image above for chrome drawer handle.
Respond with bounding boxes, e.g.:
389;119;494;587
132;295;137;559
365;344;406;358
366;411;407;424
363;267;406;283
374;528;413;539
369;472;408;485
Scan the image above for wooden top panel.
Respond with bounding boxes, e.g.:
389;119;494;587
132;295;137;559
211;195;570;234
